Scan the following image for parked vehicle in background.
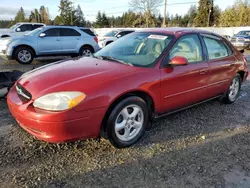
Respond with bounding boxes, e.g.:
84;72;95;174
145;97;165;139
98;29;135;48
0;26;99;64
230;30;250;50
0;22;45;38
7;28;248;148
222;35;231;41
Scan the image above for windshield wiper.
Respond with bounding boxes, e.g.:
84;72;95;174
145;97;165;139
96;56;133;66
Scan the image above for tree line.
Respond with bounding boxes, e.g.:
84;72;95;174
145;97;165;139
0;0;250;28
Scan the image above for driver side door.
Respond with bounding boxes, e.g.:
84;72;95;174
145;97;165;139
160;34;210;113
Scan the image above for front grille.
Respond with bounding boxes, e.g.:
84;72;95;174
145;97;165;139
16;83;32;101
231;37;245;42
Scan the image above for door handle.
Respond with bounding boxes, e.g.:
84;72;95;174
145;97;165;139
199;70;208;75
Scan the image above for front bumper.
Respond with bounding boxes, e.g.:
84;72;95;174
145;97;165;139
231;42;250;49
7;86;107;143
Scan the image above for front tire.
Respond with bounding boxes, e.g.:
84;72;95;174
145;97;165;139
79;46;94;57
222;74;241;104
14;47;34;64
106;97;149;148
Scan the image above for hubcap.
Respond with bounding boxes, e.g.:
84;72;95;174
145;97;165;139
115;104;144;142
18;50;31;63
229;77;240;101
81;49;92;56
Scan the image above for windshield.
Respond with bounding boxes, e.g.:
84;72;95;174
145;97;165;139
95;32;174;67
104;30;119;37
236;31;250;36
9;23;21;30
25;27;44;36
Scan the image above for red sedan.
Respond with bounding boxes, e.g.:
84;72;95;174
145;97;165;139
7;28;248;148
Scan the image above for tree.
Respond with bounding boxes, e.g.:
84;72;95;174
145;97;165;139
75;5;86;26
94;11;103;28
40;6;50;24
14;7;25;22
187;5;197;27
129;0;162;14
53;15;64;25
58;0;75;25
194;0;213;27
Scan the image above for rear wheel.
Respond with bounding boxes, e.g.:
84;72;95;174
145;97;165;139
222;74;241;104
14;47;34;64
79;46;94;57
106;97;149;148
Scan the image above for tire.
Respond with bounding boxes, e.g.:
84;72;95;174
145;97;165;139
106;96;149;148
79;46;94;57
14;47;34;64
222;74;241;104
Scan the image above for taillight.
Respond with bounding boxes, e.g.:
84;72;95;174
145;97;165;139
94;36;98;43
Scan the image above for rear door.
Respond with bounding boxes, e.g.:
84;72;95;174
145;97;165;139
160;34;209;113
37;28;62;54
200;34;235;97
60;28;81;53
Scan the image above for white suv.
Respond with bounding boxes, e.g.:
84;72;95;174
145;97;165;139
0;22;45;38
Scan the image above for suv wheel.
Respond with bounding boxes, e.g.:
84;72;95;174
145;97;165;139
106;96;149;148
222;74;241;104
14;47;34;64
79;46;94;57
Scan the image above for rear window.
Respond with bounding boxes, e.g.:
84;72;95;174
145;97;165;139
80;29;96;36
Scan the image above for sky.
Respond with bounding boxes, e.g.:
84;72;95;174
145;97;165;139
0;0;236;22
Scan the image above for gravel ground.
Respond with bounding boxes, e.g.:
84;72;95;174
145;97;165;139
0;80;250;187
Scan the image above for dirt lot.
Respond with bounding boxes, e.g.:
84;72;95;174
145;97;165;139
1;57;250;188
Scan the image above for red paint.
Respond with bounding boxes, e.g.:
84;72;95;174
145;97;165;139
7;29;249;143
170;56;188;66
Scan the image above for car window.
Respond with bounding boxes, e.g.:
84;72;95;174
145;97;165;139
104;31;119;37
237;31;250;36
33;24;44;30
18;24;33;32
169;34;203;63
80;29;96;36
44;28;60;37
203;36;229;60
60;28;81;36
95;32;174;67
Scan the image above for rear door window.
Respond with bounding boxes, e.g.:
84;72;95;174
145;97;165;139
202;36;229;60
60;28;81;36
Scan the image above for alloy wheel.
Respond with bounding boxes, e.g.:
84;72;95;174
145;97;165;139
18;50;32;63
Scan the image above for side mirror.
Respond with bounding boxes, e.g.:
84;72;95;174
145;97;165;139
169;56;188;66
16;28;21;32
39;33;46;38
116;34;122;38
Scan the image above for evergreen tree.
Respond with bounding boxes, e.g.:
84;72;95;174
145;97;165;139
14;7;25;22
40;6;50;24
194;0;213;27
58;0;75;25
75;5;86;26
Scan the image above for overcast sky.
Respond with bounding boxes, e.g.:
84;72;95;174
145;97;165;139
0;0;235;22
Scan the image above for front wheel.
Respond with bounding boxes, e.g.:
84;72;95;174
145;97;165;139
222;74;241;104
106;97;149;148
14;47;34;64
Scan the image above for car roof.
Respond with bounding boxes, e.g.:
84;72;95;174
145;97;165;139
137;28;219;36
16;22;45;25
44;25;89;29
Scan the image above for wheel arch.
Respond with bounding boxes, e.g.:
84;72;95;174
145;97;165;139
100;90;155;138
13;44;36;58
237;70;246;81
79;44;94;54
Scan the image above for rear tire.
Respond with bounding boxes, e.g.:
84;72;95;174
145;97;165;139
79;46;94;57
14;47;34;64
221;74;241;104
106;96;149;148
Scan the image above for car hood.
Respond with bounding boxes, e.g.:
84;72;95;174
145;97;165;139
18;57;138;99
0;29;12;35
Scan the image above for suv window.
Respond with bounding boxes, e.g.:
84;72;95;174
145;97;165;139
203;36;229;60
169;34;203;63
18;24;33;32
80;29;95;36
33;24;44;30
44;28;60;37
60;28;81;36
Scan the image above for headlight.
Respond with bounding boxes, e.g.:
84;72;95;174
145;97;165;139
33;92;86;111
